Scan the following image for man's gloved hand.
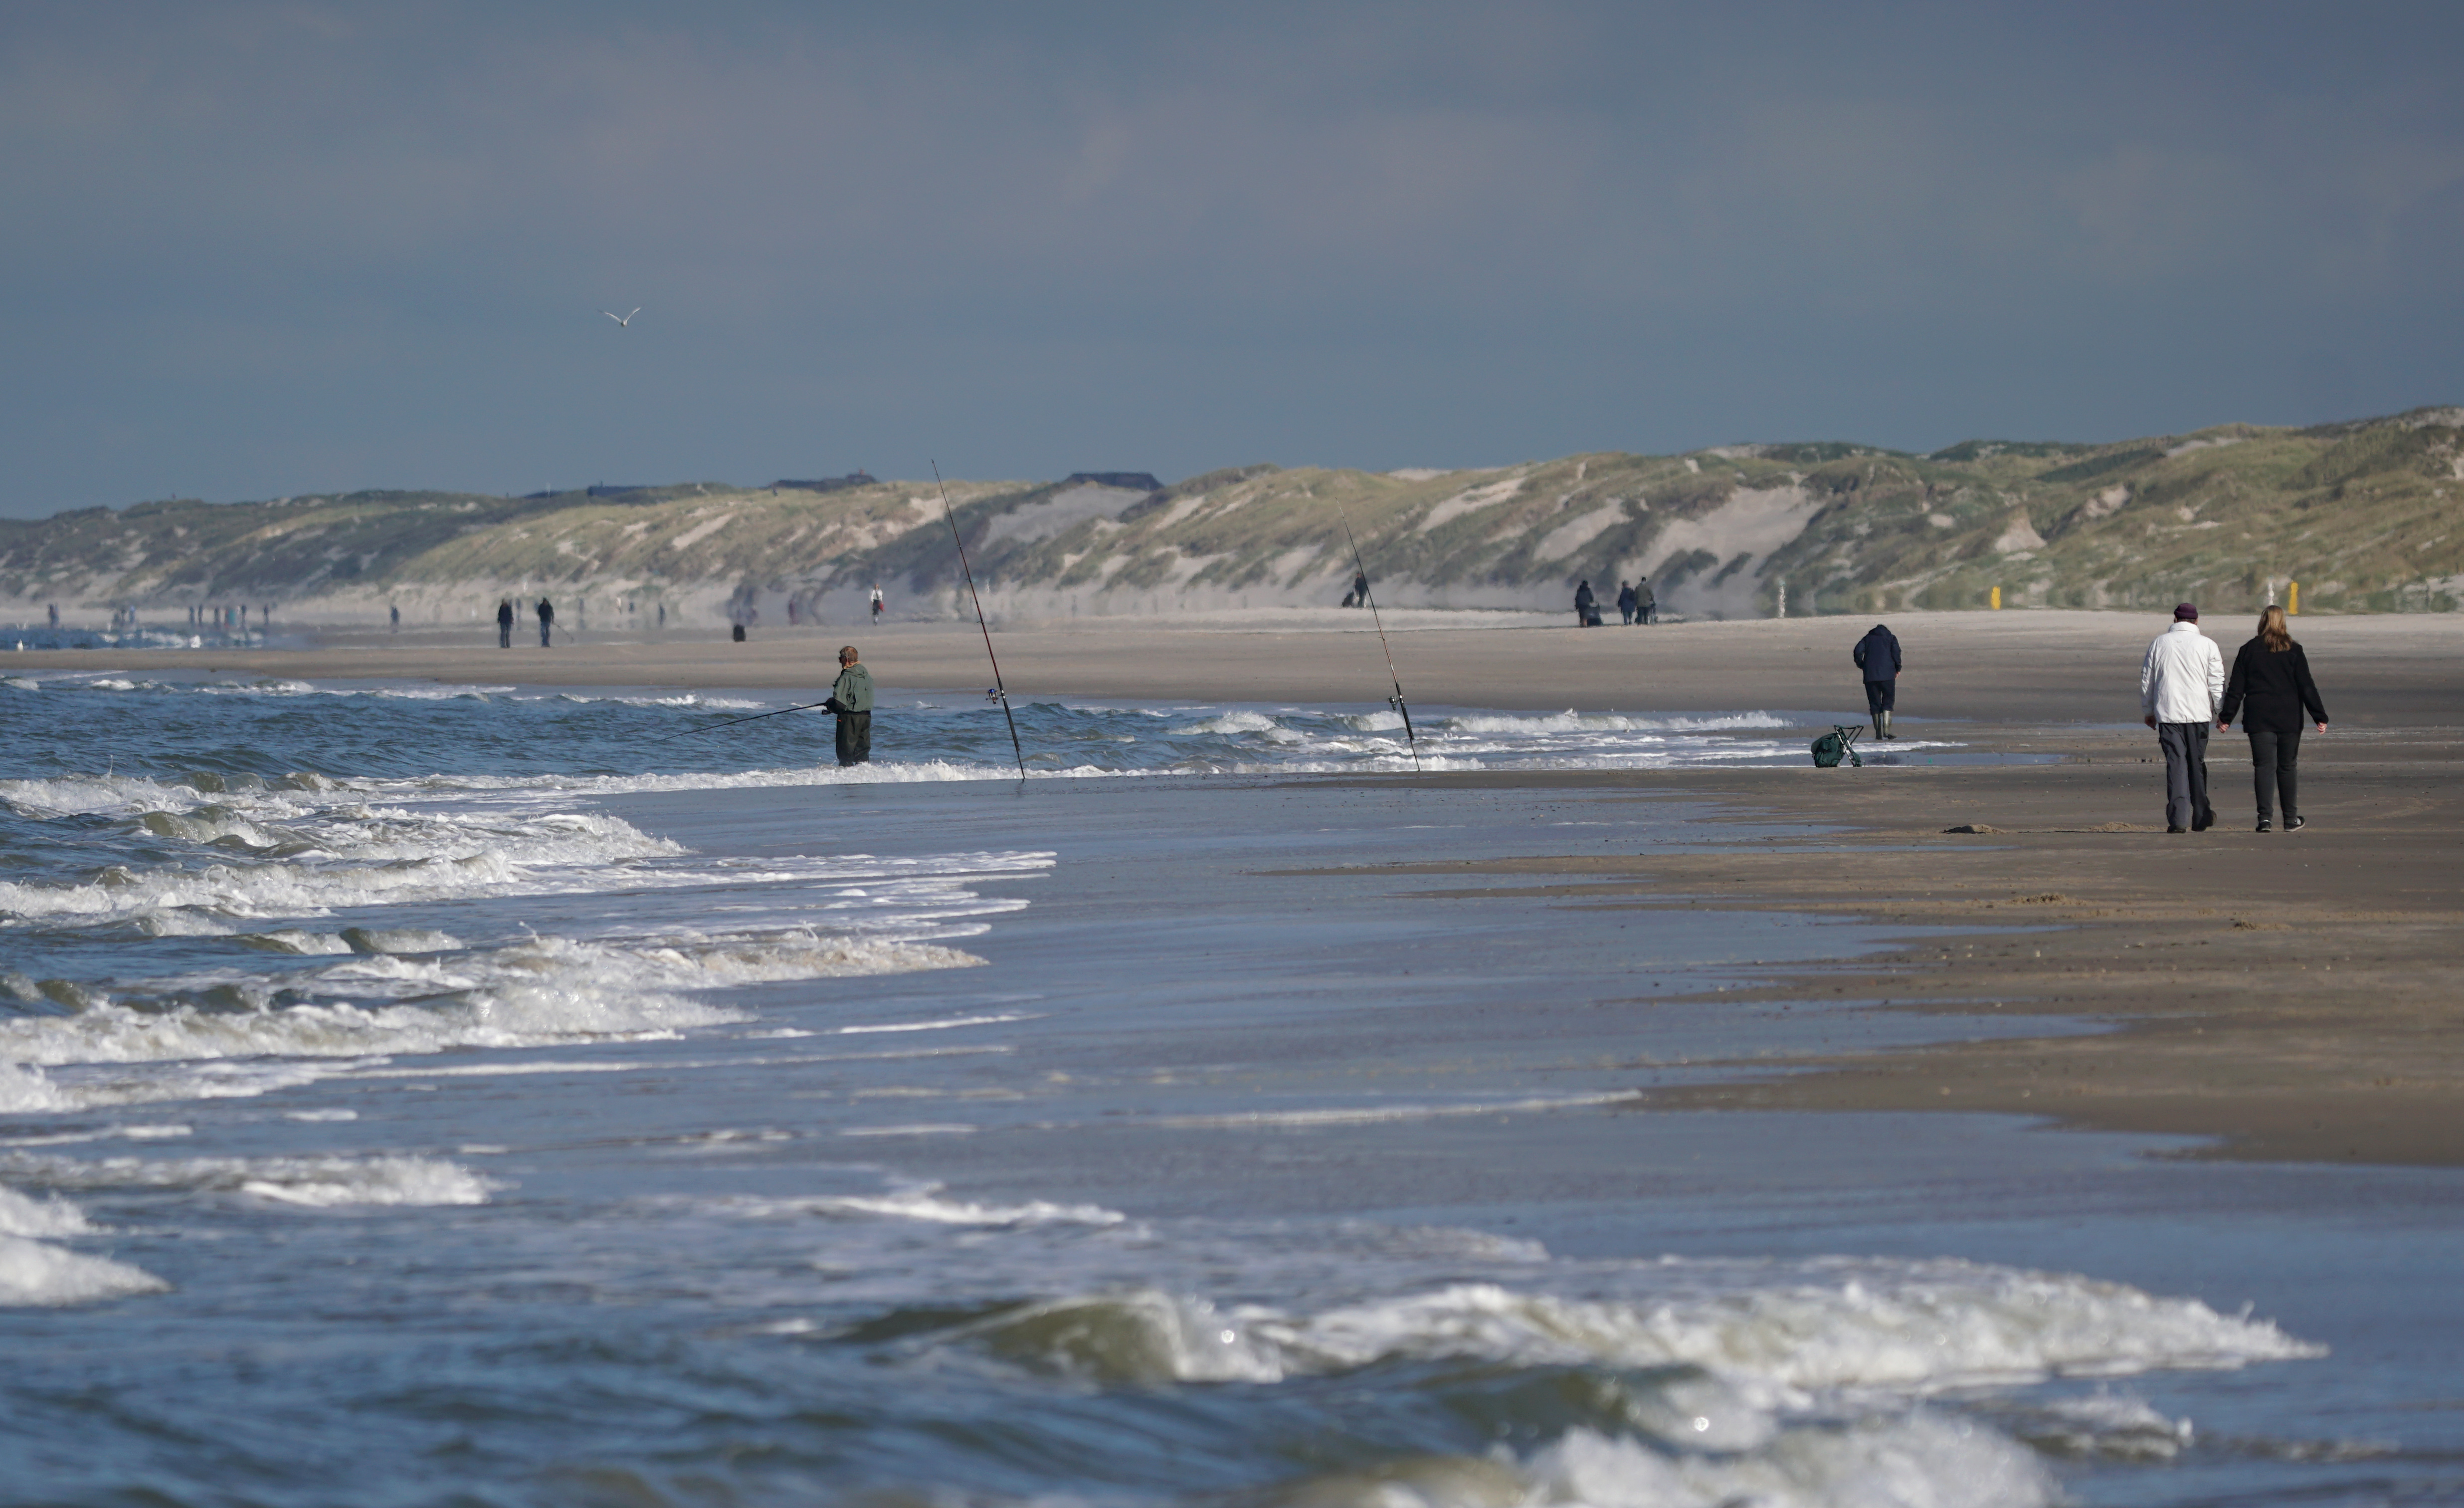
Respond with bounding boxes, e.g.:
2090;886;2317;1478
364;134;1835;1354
822;697;847;715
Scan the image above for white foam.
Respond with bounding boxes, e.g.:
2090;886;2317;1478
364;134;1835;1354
1527;1415;2050;1508
1442;710;1789;735
0;808;683;924
0;928;990;1113
1155;1092;1634;1129
4;1151;498;1206
0;1234;168;1306
834;1011;1032;1036
0;1184;91;1237
753;1184;1126;1227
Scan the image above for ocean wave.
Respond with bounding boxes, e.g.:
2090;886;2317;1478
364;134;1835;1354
939;1261;2320;1394
4;1150;498;1206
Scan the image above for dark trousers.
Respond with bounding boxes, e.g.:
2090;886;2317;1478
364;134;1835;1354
539;621;552;647
2248;726;2302;821
2157;721;2213;829
1863;678;1896;715
835;711;871;766
498;623;511;648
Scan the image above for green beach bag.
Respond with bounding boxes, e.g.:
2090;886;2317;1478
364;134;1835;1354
1810;725;1863;768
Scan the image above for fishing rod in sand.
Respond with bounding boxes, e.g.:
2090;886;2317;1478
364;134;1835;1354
1333;502;1421;773
935;461;1028;780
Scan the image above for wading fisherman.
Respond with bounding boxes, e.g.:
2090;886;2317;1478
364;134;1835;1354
822;645;874;766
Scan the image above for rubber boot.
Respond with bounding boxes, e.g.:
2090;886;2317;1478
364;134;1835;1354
1878;710;1895;740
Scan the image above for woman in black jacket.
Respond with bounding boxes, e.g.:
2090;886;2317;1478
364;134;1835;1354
2217;605;2328;832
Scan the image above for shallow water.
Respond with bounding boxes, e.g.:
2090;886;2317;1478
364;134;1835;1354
1;672;2456;1507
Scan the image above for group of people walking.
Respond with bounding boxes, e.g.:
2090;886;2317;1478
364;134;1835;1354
1572;578;1656;626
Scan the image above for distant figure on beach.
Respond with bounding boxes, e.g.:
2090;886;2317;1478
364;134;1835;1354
1616;581;1637;625
47;604;58;629
1574;580;1599;627
1635;578;1656;626
537;597;555;648
2219;604;2328;833
1352;569;1370;608
389;604;399;634
657;603;666;629
870;585;885;622
1853;623;1902;739
2141;603;2225;833
822;645;874;766
496;599;514;649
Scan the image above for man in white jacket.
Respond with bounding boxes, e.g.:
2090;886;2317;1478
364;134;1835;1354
2141;603;2226;832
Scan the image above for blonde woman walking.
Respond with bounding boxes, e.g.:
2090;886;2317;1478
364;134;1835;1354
2218;605;2329;832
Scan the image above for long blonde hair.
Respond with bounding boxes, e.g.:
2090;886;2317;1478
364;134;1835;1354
2257;604;2294;652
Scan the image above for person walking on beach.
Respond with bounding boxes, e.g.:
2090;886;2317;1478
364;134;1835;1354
537;596;556;648
869;585;885;622
1635;578;1655;625
496;598;514;649
2141;602;2225;833
1352;568;1370;608
1853;622;1901;739
1574;580;1598;627
2219;604;2328;832
821;645;874;766
1616;581;1638;625
389;604;399;634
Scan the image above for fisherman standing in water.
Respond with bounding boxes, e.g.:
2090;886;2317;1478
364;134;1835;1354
821;645;874;766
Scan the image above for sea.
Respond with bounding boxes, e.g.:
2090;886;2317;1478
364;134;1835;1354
1;666;2456;1507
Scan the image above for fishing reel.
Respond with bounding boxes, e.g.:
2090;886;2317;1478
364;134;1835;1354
984;687;1008;705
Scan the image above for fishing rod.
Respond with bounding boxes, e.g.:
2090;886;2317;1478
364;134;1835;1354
935;460;1028;779
644;696;835;745
1333;502;1420;772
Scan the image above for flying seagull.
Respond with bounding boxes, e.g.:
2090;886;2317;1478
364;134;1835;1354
601;308;640;328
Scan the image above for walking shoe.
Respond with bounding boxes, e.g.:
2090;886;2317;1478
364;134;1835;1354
2167;825;2189;833
2287;815;2306;831
2256;818;2272;832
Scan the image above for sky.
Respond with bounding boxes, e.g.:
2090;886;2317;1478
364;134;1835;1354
3;1;2461;518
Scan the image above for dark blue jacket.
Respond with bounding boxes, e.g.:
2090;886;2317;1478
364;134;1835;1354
1853;625;1900;681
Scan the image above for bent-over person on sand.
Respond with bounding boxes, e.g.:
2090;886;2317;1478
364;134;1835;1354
823;645;874;767
2141;602;2225;832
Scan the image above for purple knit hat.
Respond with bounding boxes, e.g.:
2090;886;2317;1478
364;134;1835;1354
2173;603;2198;621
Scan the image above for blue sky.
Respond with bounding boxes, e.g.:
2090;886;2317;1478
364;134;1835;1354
3;1;2459;517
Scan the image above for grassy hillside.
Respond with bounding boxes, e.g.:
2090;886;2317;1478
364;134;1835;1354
3;408;2456;623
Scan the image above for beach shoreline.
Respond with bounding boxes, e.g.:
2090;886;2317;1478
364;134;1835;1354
1292;720;2464;1167
15;609;2458;1168
12;607;2464;721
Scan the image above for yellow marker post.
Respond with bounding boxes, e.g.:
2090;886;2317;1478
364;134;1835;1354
2288;580;2299;615
1990;586;2001;610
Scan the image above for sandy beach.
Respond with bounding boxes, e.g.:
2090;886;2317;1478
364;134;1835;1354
18;606;2464;1169
15;606;2464;722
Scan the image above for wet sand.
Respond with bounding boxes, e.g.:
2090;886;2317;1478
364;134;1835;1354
1316;720;2464;1167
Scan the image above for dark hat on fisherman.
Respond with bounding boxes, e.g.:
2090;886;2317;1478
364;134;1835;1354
2173;602;2198;621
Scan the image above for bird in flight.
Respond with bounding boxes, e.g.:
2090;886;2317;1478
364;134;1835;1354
601;308;640;328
